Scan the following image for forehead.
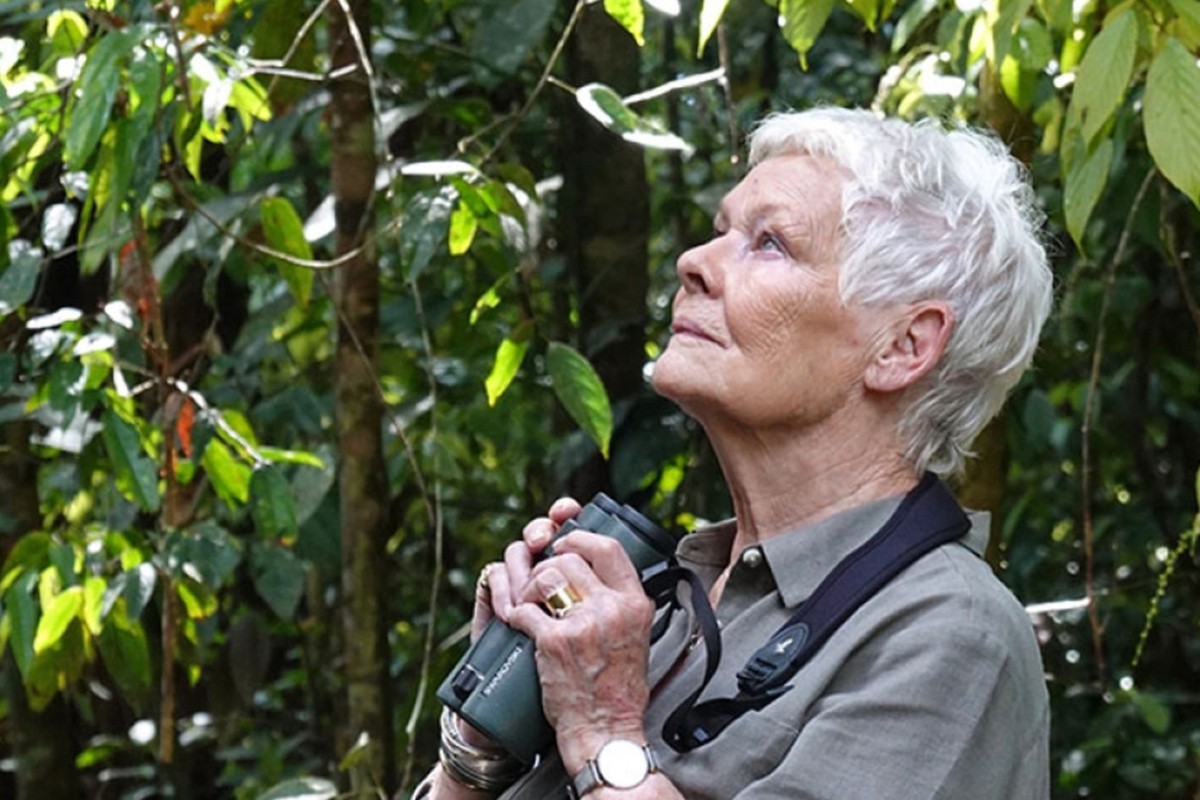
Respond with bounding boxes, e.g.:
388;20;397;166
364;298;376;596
719;154;844;226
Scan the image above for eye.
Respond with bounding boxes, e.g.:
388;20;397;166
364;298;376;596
755;231;784;254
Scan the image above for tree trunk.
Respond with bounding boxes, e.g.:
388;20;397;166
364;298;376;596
559;4;650;501
328;1;393;794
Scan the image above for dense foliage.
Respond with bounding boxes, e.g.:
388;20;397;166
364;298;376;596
0;0;1197;798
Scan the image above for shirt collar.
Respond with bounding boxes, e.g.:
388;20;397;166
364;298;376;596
677;496;991;608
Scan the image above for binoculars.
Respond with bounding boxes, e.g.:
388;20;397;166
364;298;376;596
436;494;676;765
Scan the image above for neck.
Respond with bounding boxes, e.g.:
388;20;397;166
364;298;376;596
703;405;919;557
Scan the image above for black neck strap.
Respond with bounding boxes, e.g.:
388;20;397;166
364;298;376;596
659;472;972;752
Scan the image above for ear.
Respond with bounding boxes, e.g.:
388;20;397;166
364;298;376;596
864;302;955;394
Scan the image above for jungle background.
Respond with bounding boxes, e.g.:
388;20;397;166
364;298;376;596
0;0;1198;798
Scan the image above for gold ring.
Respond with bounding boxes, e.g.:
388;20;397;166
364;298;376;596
543;583;582;619
477;564;493;594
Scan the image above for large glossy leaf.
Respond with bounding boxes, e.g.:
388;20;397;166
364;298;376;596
164;522;241;589
547;342;613;459
1069;10;1137;147
64;29;135;168
97;603;152;705
102;409;161;512
401;187;455;280
1144;38;1200;208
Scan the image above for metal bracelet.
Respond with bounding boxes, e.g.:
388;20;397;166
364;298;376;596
437;709;526;794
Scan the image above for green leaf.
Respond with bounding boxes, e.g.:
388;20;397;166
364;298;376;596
547;342;613;459
0;241;42;316
47;10;88;56
892;0;940;52
101;562;157;620
1069;9;1137;147
1130;689;1172;734
250;543;308;620
33;586;83;654
485;337;530;407
779;0;836;67
97;604;152;705
1063;136;1113;252
201;438;252;508
1170;0;1200;45
257;446;326;468
82;576;105;636
257;777;338;800
0;352;15;392
604;0;646;45
4;572;39;677
102;409;161;512
65;29;135;168
471;0;557;77
1144;38;1200;208
448;200;478;257
1;533;51;593
261;197;315;309
845;0;883;30
698;0;731;54
575;84;693;153
251;465;298;541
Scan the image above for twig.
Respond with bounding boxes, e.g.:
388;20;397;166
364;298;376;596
1159;179;1200;338
623;67;726;106
1079;168;1155;688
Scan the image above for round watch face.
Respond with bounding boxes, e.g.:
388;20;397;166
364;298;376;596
596;739;650;789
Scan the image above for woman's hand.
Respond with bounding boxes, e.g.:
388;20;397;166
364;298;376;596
470;497;582;640
505;529;656;774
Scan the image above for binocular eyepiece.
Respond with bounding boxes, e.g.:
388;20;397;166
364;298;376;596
436;493;675;765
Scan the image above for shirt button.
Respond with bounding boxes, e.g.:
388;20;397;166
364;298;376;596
740;547;764;569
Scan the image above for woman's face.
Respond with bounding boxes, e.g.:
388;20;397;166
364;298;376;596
652;154;877;433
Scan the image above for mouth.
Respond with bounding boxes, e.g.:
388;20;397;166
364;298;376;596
670;319;719;344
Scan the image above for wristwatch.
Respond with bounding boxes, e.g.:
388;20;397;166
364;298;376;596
569;739;660;797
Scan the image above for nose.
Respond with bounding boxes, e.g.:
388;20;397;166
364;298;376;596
676;239;719;295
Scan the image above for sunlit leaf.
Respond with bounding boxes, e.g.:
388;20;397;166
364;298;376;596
1068;9;1136;147
33;586;82;654
47;10;89;55
1144;37;1200;208
698;0;731;55
547;342;613;459
604;0;645;45
0;241;42;316
575;84;693;153
485;337;530;407
449;200;478;256
201;438;251;508
779;0;836;67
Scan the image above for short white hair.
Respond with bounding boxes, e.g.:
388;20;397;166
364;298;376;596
748;107;1053;477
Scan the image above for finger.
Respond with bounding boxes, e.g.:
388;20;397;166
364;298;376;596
547;496;583;525
522;515;557;553
548;531;645;593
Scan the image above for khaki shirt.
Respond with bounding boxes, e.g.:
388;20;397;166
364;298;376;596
496;495;1050;800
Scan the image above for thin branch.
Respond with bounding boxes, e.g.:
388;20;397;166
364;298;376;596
1079;168;1156;689
715;23;739;164
623;67;726;106
1159;179;1200;338
459;0;588;164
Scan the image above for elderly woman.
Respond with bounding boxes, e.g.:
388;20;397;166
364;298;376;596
419;107;1053;799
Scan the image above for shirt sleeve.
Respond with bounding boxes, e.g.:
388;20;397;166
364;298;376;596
734;620;1049;800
